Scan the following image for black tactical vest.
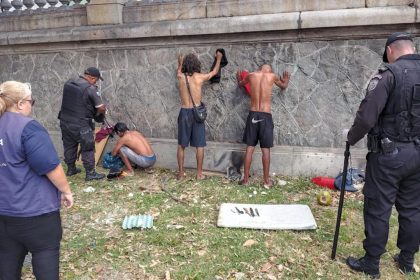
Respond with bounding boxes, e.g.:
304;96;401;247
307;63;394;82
59;77;94;125
380;54;420;142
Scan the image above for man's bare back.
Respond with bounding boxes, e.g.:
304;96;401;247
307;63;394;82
113;130;154;157
177;73;208;108
237;64;290;187
242;64;290;113
177;52;223;108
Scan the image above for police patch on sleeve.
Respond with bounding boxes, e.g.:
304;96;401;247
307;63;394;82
372;74;382;80
96;91;101;97
367;75;382;92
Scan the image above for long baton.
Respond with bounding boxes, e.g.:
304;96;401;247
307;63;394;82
331;141;351;260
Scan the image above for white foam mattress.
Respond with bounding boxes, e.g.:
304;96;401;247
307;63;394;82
217;203;317;230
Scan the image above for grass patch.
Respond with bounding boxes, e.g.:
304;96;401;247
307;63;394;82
22;167;418;279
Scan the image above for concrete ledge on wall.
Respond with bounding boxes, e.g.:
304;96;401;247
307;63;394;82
98;137;366;177
301;6;415;28
206;0;365;17
124;0;206;23
171;12;300;36
123;0;366;22
49;132;366;177
144;138;367;177
0;12;300;46
0;0;415;34
1;5;417;47
0;7;87;33
366;0;414;7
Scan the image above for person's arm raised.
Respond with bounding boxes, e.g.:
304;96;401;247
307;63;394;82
274;71;290;90
237;71;250;87
177;54;184;77
202;51;223;81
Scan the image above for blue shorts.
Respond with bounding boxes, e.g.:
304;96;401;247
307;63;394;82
177;108;206;148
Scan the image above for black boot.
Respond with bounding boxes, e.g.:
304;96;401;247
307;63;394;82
346;256;380;279
393;254;416;274
66;165;81;176
85;170;105;181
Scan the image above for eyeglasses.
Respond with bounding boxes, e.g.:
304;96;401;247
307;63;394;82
23;99;35;106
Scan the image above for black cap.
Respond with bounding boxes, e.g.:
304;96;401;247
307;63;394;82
84;67;104;81
383;32;413;63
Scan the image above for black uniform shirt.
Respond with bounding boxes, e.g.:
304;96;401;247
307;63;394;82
78;76;103;107
77;76;104;117
347;69;395;145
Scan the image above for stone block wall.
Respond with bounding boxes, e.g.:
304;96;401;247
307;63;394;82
0;37;411;149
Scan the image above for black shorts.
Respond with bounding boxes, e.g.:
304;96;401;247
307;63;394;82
178;108;206;148
243;111;274;148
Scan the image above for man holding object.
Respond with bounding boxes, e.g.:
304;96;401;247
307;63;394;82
176;51;223;180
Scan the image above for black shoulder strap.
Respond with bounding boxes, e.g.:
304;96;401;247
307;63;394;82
184;73;197;107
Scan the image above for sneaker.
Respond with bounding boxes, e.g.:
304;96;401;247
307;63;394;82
346;256;380;279
66;167;81;177
393;254;416;274
85;170;105;181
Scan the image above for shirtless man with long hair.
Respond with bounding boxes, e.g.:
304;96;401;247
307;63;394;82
176;51;223;180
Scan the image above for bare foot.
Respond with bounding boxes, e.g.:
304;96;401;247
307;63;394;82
124;170;135;177
196;174;207;181
239;180;250;186
177;172;186;180
263;179;275;189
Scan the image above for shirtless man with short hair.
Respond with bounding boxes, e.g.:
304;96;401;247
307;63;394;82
176;51;223;180
112;122;156;176
237;64;290;187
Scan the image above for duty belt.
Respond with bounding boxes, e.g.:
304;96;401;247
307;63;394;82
60;113;92;125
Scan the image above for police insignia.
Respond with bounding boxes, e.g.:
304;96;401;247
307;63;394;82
368;78;379;92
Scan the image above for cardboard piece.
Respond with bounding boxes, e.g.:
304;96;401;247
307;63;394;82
76;127;110;166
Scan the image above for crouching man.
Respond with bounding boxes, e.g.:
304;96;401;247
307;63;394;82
111;122;156;176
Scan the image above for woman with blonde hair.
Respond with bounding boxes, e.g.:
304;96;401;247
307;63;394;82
0;81;73;280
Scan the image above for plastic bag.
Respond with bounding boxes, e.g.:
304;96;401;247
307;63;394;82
334;168;365;192
102;152;124;170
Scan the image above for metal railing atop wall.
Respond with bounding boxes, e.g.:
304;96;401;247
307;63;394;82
0;0;89;12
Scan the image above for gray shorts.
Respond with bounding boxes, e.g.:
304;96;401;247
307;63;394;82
120;146;156;168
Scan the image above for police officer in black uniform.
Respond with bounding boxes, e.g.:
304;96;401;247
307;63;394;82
59;67;106;181
346;32;420;278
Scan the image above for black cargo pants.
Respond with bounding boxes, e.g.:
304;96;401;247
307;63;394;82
60;121;95;171
362;142;420;262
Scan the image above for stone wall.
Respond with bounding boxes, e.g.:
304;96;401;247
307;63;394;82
0;38;399;147
1;0;419;175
